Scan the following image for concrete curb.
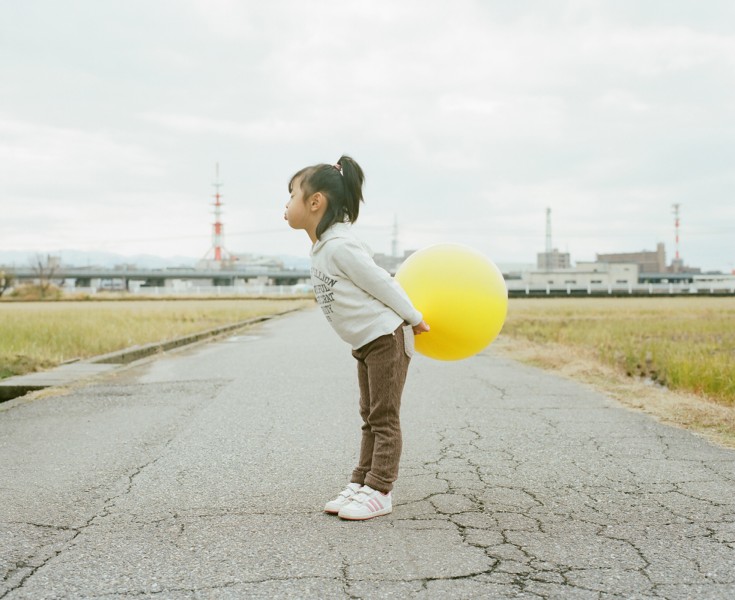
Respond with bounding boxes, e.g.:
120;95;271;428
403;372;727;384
90;315;275;365
0;311;291;403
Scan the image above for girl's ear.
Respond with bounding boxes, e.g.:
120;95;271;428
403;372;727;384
309;192;326;211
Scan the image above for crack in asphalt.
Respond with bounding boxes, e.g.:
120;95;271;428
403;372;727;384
386;408;735;598
2;451;173;599
1;380;227;599
86;576;344;598
3;347;734;598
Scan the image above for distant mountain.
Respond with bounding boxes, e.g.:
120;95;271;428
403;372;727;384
2;249;530;275
0;249;311;271
0;250;198;269
276;255;310;270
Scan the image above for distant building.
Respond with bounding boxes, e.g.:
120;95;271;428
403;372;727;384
537;248;571;270
668;257;701;274
523;262;639;288
197;257;239;271
374;250;415;275
197;253;284;272
692;273;735;291
596;243;666;274
596;242;699;275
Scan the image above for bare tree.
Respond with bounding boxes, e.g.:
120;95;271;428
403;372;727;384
0;269;14;297
31;254;60;299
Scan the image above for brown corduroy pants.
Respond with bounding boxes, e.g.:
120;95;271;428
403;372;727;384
350;324;413;493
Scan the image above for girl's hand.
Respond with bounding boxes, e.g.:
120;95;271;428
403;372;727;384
413;320;430;335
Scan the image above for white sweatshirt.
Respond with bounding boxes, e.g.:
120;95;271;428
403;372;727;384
310;222;423;349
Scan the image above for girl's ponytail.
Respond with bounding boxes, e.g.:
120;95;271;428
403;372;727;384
336;155;365;225
291;154;366;240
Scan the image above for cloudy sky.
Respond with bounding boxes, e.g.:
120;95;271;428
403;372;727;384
1;0;734;271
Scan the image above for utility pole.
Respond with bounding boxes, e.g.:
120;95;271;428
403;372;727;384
391;214;399;258
672;203;681;273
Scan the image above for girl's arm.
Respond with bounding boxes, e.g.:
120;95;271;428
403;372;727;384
333;239;423;326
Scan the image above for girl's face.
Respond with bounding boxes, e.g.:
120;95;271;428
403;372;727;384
284;176;308;230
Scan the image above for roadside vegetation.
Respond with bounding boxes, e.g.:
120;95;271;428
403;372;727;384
3;294;733;446
498;297;735;446
0;298;312;379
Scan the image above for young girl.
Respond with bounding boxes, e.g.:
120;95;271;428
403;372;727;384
284;155;429;521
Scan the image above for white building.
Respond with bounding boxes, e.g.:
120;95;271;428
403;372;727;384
536;248;571;270
522;262;639;289
692;273;735;292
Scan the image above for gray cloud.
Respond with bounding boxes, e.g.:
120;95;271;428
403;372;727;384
1;0;733;271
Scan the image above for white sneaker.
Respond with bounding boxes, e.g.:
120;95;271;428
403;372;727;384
324;482;363;514
338;485;392;520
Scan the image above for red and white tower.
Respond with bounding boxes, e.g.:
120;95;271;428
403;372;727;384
671;203;683;273
204;163;232;266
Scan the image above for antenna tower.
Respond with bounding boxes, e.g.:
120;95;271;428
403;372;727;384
206;163;230;264
672;203;680;261
545;207;552;254
391;214;399;258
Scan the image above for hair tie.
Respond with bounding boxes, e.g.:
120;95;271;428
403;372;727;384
334;163;343;175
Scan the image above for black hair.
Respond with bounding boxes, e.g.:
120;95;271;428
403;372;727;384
288;155;365;239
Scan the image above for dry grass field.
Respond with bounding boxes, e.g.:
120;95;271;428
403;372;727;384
3;295;733;446
0;298;311;379
496;297;735;447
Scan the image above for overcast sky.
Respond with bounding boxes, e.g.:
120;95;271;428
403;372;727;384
1;0;734;271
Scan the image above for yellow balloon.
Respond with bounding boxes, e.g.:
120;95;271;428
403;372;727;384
396;244;508;361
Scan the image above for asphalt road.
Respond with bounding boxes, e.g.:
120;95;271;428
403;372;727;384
1;308;734;599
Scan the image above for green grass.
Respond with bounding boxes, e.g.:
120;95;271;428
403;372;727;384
0;299;312;379
502;297;735;406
